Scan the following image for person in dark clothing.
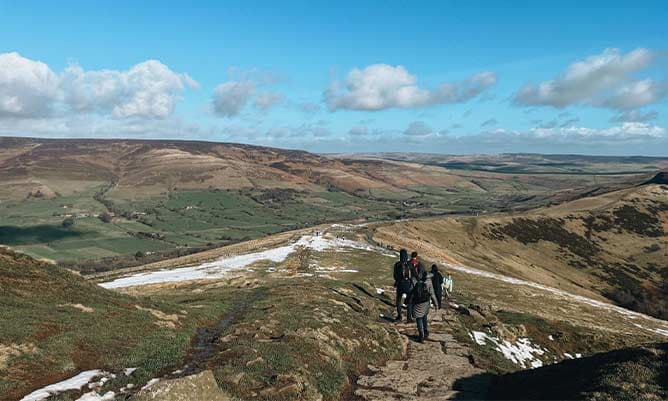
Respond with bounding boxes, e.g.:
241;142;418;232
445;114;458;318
407;270;439;343
430;264;444;309
409;251;425;286
393;249;413;322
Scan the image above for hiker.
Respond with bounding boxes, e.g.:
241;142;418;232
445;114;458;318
407;271;439;343
430;264;444;308
409;251;425;286
444;273;454;299
393;249;413;322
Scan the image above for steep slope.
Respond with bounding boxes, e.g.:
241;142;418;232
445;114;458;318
373;182;668;319
0;247;208;400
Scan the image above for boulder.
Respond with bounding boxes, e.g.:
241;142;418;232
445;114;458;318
132;370;230;401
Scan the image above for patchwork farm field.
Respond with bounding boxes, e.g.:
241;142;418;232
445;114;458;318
0;137;663;266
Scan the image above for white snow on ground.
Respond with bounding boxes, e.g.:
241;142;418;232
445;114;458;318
141;378;160;391
76;391;115;401
471;331;546;369
444;262;668;337
633;323;668;337
100;232;378;289
20;370;110;401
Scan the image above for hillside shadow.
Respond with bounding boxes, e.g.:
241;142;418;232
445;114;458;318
0;225;83;246
457;342;668;400
450;372;494;400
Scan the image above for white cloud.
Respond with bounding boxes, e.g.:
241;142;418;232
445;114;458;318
212;69;285;118
514;48;665;110
0;52;60;118
212;81;255;117
530;122;665;140
600;79;667;110
62;60;198;119
0;52;197;120
324;64;496;111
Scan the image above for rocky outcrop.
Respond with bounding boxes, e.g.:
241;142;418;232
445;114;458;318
132;370;230;401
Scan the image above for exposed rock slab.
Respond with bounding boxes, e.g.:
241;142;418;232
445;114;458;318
355;308;489;401
132;370;229;401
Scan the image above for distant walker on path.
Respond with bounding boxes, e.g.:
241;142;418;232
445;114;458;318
430;264;444;309
393;249;413;322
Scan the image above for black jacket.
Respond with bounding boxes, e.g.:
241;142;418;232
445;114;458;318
393;261;412;287
431;271;444;293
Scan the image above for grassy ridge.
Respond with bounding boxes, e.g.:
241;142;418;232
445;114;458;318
0;247;230;400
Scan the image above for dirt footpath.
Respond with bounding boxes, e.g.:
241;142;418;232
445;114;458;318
355;307;490;401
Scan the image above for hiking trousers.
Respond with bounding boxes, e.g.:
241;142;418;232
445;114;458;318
395;282;412;320
434;288;443;309
416;314;429;339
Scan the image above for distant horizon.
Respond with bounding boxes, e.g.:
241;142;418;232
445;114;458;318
1;1;667;155
3;135;668;159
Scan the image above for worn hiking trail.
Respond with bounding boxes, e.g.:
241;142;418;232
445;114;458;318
355;307;490;401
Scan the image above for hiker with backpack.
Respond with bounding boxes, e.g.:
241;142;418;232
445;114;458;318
407;270;439;343
430;264;444;309
393;249;413;322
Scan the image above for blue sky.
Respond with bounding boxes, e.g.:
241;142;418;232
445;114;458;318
1;1;667;155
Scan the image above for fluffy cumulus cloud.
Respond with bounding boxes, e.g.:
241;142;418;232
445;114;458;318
62;60;198;119
324;64;496;111
514;48;667;110
0;52;196;120
0;52;60;118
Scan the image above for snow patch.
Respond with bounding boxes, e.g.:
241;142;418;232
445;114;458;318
20;370;110;401
446;262;668;338
100;232;378;289
471;331;546;369
141;378;160;391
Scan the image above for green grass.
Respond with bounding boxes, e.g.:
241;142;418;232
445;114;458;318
0;248;233;400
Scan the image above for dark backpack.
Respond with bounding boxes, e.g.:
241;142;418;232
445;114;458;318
413;281;430;304
401;262;411;281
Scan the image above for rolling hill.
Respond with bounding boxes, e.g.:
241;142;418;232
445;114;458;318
2;137;654;264
373;178;668;319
